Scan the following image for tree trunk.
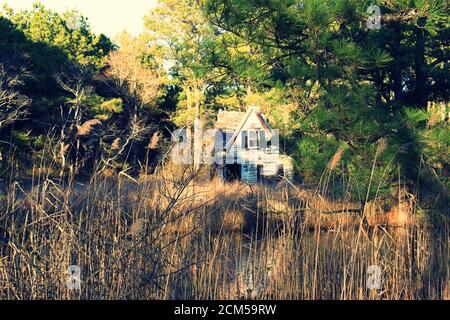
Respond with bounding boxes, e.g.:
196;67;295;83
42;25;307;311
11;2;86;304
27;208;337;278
391;23;403;107
414;25;427;108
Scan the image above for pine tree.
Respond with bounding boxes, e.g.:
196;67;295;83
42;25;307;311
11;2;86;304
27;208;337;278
201;0;449;197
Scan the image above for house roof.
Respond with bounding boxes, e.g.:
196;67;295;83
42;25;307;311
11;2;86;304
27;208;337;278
223;106;273;152
215;110;246;130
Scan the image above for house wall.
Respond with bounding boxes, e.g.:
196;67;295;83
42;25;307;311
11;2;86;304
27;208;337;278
231;112;280;184
217;109;293;184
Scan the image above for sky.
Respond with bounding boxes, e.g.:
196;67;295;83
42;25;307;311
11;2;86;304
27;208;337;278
1;0;158;38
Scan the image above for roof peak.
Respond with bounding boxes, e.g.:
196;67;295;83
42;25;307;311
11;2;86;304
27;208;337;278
247;105;261;112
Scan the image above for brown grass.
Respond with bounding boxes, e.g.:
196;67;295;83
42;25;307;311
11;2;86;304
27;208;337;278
77;119;101;136
148;131;160;150
111;138;121;150
0;163;448;300
327;145;345;171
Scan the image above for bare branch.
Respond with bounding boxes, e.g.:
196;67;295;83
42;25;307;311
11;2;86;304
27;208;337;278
0;64;29;129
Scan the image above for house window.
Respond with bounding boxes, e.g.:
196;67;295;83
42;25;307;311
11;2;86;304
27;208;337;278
247;130;259;149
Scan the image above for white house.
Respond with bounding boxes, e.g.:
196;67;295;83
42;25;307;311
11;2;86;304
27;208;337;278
214;106;293;184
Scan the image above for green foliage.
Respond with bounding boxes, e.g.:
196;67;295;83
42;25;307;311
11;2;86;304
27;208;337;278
0;3;175;177
0;4;112;100
9;3;110;68
0;0;448;207
91;98;124;120
294;136;343;182
200;0;449;201
403;103;450;191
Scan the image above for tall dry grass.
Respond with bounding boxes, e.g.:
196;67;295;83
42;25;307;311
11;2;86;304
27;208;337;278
0;160;448;300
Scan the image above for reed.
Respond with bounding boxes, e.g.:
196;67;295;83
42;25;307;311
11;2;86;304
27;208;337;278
0;161;448;300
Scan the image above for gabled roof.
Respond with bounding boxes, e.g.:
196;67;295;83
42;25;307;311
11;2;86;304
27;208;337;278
224;106;273;152
216;110;245;130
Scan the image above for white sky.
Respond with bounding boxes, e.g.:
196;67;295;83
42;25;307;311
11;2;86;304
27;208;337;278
1;0;158;38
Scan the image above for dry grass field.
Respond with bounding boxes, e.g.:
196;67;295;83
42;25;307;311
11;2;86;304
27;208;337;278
0;164;448;300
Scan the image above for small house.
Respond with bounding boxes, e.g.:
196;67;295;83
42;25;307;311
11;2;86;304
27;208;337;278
214;106;293;184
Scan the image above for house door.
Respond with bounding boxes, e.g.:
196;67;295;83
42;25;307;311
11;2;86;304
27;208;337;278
257;165;263;182
224;164;242;182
